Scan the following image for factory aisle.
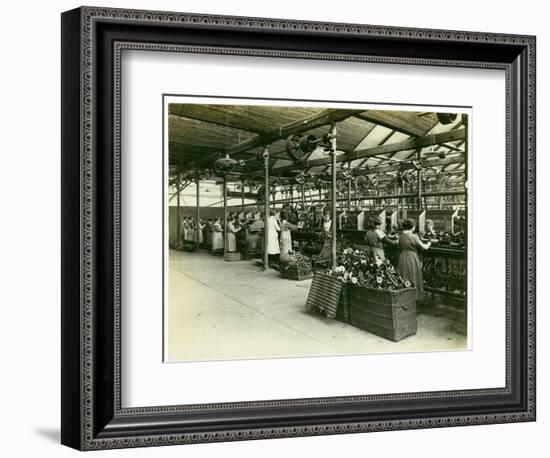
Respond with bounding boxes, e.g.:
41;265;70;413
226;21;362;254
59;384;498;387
167;250;467;362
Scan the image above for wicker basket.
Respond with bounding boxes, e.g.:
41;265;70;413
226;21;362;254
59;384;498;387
281;270;313;281
335;284;350;323
348;286;417;341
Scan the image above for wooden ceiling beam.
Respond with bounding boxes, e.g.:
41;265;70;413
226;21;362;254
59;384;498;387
238;148;294;162
369;154;464;174
349;123;378;151
169;106;266;134
191;108;365;168
356;129;396;168
223;148;465;180
354;111;438;136
250;128;465;176
223;154;464;186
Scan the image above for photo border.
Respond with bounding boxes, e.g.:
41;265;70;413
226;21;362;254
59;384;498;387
161;93;473;363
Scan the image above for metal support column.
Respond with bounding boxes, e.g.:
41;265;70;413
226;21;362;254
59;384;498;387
394;181;398;215
465;114;469;189
263;147;270;270
195;177;200;249
223;175;228;258
176;171;181;247
241;179;245;214
464;113;469;240
330;123;338;268
347;178;351;211
399;184;405;220
417;149;422;209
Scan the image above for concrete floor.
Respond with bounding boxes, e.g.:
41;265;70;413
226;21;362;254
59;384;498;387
167;250;467;362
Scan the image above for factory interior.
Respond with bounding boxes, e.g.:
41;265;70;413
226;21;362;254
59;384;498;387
166;103;468;362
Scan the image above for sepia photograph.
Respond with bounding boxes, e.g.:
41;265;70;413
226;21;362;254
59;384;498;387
164;97;469;362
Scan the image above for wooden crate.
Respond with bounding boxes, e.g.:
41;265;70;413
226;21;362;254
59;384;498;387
305;271;344;319
348;286;417;341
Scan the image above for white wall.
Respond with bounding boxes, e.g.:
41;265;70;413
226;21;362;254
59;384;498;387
0;0;545;456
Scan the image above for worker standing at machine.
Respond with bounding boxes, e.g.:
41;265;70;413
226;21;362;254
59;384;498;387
398;219;431;299
266;209;281;266
226;216;241;253
181;216;189;245
185;217;195;244
211;217;224;254
204;218;213;249
279;211;298;257
197;218;205;247
322;212;332;234
365;217;396;260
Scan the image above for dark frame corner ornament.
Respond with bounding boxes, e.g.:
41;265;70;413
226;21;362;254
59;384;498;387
61;6;536;451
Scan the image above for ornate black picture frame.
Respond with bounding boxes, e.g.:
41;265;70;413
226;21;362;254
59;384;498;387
61;6;536;450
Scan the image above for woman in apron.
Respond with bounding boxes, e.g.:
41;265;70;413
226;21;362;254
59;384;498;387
211;218;224;254
364;217;395;260
266;209;281;265
181;217;189;245
185;217;195;243
227;217;240;252
279;211;298;258
322;213;332;234
197;218;205;247
205;218;213;249
398;219;431;299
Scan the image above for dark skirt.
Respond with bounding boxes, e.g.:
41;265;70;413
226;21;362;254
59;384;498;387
398;250;424;298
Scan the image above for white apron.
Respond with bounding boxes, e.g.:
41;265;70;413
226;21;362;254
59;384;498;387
211;223;224;250
182;222;188;241
266;216;280;255
280;221;296;255
198;224;204;244
227;222;239;252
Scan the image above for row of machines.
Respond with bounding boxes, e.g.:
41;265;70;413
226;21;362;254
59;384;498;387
230;206;466;300
294;207;467;300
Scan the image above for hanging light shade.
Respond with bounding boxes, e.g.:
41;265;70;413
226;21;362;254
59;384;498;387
214;153;239;174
